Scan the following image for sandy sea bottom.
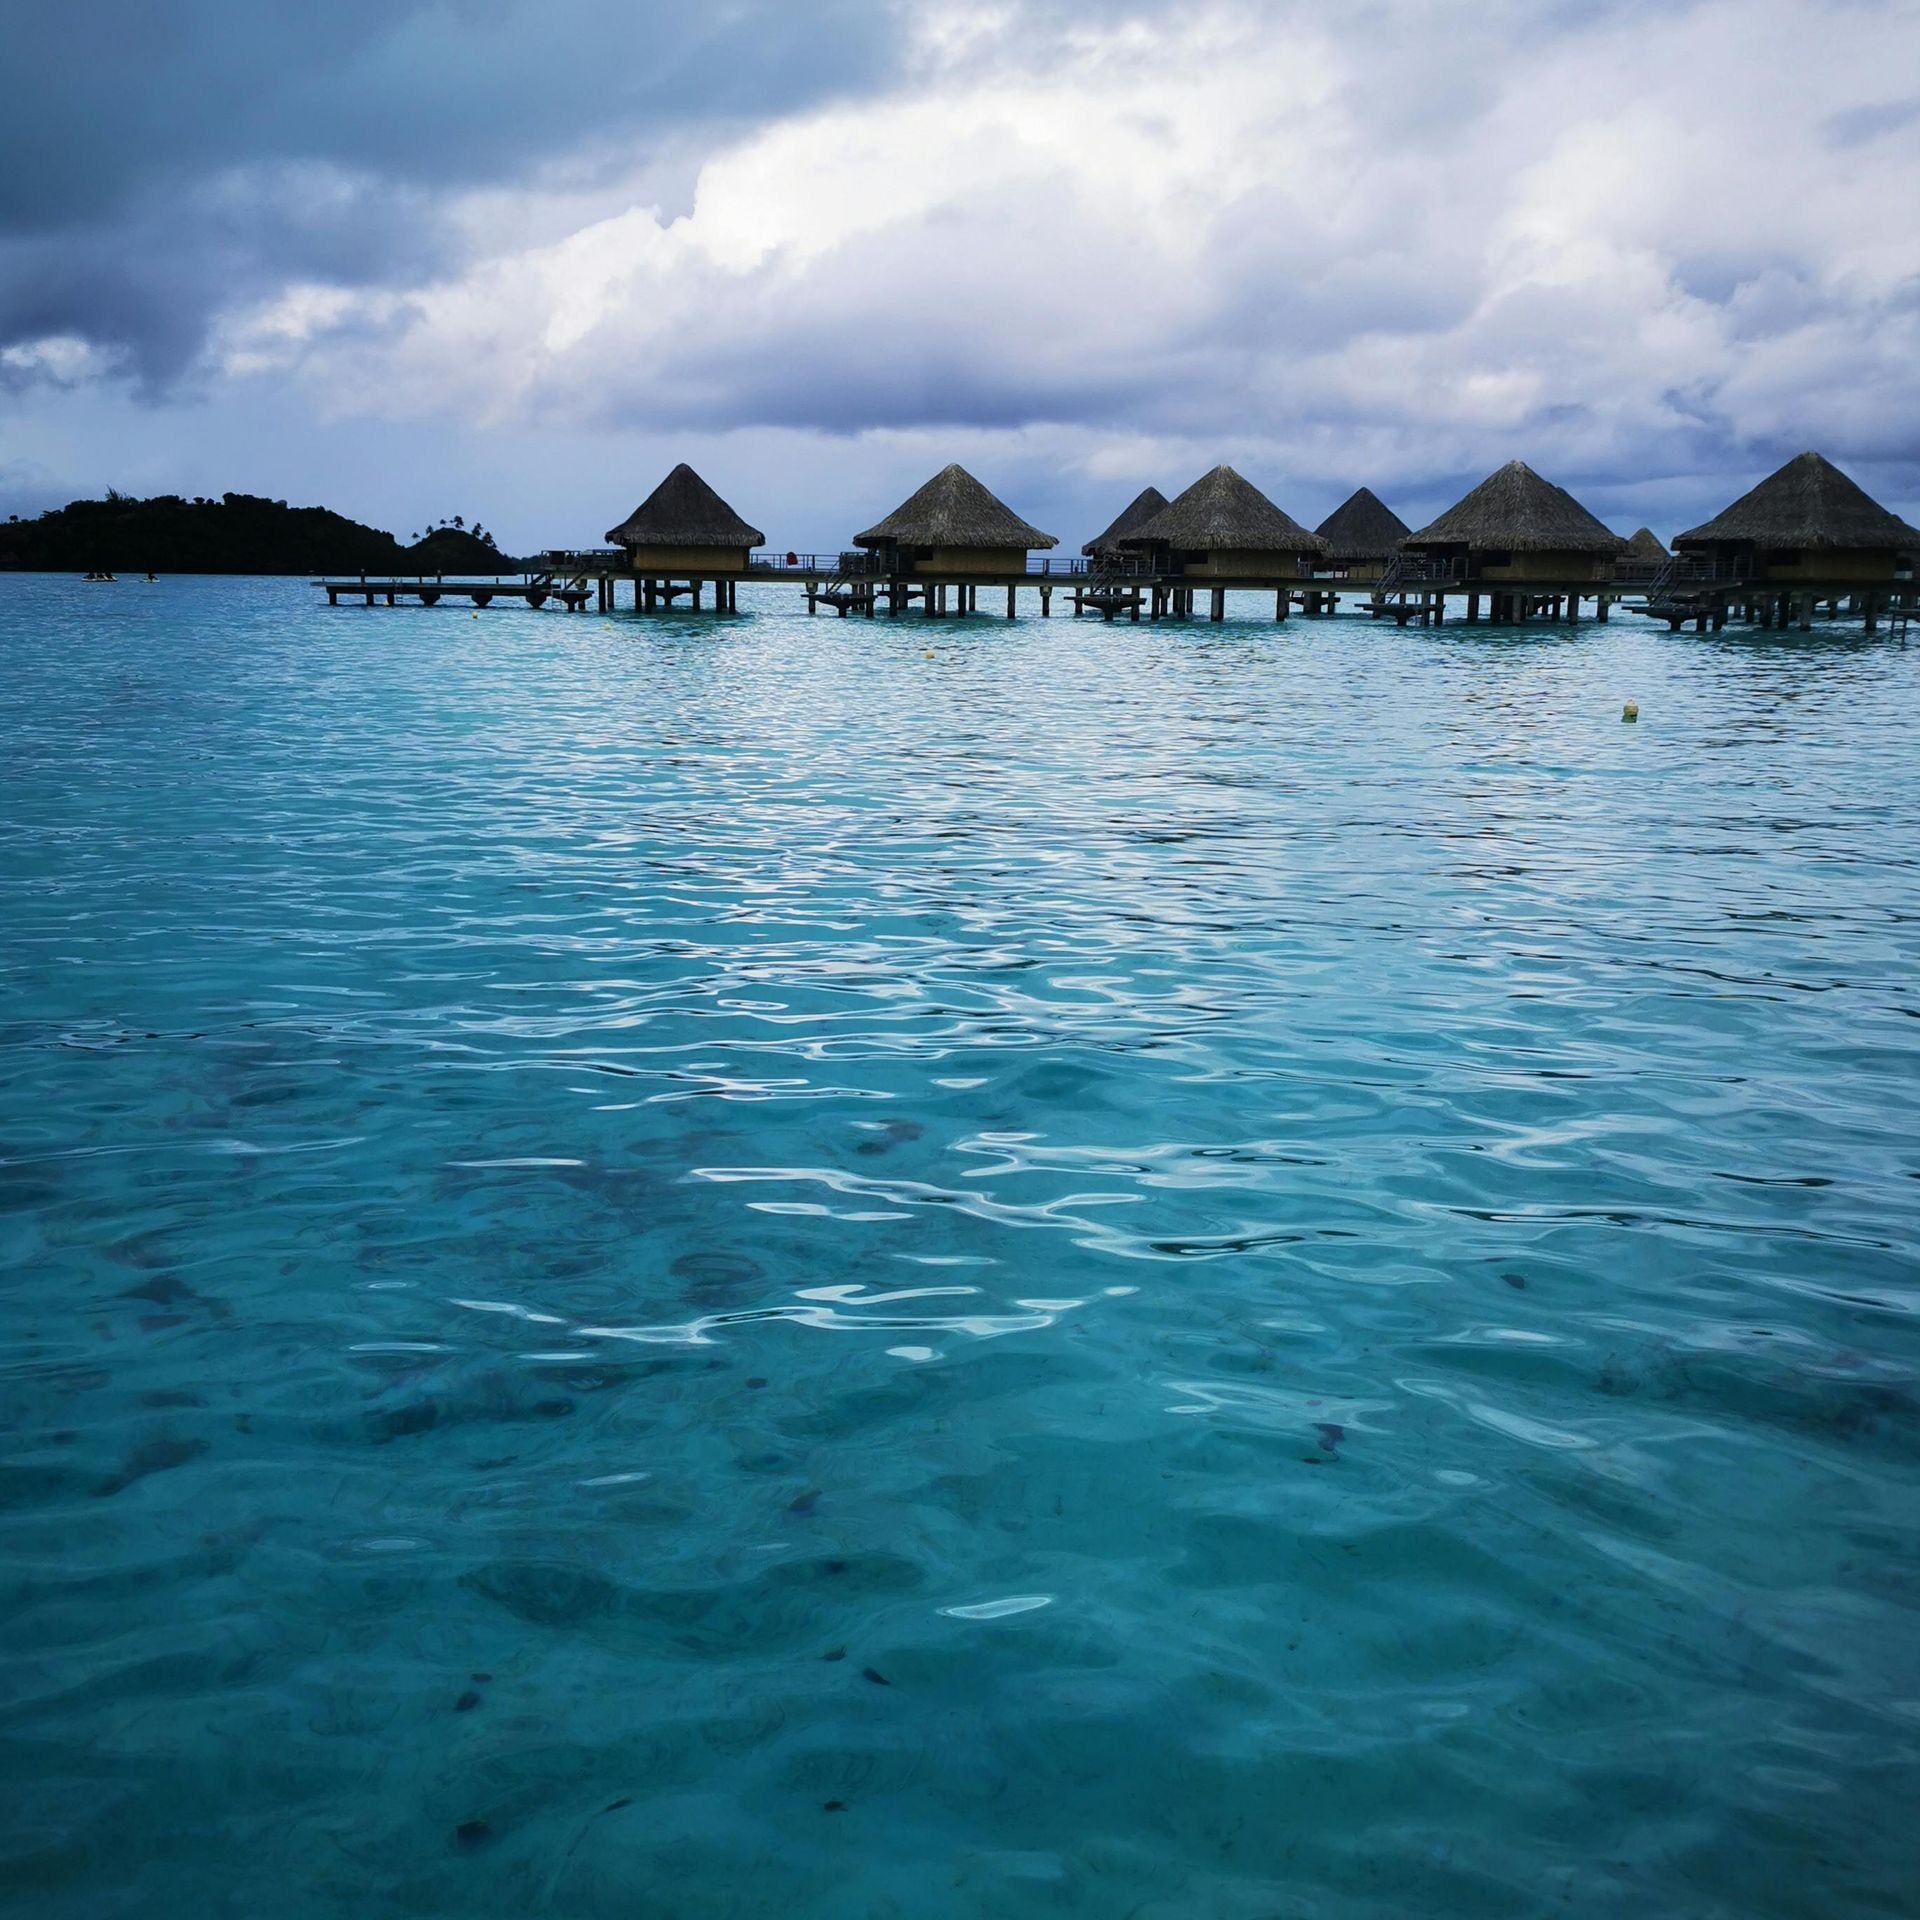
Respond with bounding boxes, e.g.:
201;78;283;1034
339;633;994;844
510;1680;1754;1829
1;574;1917;1917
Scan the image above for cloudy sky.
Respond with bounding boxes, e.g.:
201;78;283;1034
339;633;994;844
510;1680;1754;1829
3;0;1917;550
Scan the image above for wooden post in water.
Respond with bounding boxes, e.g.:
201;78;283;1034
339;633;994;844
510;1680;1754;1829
1040;586;1052;617
1006;584;1016;620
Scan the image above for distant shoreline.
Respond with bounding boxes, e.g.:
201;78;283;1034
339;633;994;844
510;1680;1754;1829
0;491;516;578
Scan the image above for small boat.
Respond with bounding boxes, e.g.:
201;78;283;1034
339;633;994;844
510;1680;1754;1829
82;570;118;582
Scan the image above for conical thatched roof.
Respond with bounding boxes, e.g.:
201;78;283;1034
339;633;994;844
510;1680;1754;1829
1675;451;1920;551
1082;486;1170;557
1315;486;1409;563
855;464;1057;550
1122;466;1328;555
1403;461;1625;555
606;464;764;547
1623;526;1668;562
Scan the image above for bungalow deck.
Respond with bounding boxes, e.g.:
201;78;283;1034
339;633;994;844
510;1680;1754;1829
313;552;1914;629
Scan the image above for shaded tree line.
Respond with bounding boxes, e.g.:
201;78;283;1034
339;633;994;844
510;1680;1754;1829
0;492;521;574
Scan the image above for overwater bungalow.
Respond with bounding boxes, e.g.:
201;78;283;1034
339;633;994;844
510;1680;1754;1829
1673;451;1919;595
1082;486;1169;560
854;465;1057;578
1119;465;1328;620
1613;526;1668;587
1391;460;1626;623
1314;486;1410;584
605;463;765;610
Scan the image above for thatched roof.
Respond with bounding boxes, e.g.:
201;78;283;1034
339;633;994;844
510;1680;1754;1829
606;464;764;547
1674;451;1920;551
1121;466;1328;555
855;464;1057;550
1623;526;1668;562
1082;486;1170;557
1314;486;1409;563
1402;461;1626;555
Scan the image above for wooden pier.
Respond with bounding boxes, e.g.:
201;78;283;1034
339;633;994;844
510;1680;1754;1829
313;551;1914;632
315;568;598;611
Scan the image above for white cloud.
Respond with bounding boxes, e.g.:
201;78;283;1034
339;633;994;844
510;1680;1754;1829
0;334;110;384
83;1;1920;532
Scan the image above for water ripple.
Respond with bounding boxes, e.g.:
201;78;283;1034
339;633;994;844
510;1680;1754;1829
2;577;1917;1916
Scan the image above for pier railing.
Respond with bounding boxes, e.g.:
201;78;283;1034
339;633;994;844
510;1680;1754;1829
1641;554;1754;600
744;552;1149;578
1373;554;1468;594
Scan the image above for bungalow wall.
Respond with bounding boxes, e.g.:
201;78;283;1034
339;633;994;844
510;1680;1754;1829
1470;549;1617;584
1176;549;1310;580
1750;548;1907;585
623;544;753;574
911;546;1031;575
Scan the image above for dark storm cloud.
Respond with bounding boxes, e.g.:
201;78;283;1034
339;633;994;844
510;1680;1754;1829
0;166;449;390
5;0;1918;540
0;0;897;384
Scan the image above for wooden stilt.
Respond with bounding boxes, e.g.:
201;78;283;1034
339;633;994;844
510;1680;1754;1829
1040;586;1052;618
1006;583;1016;620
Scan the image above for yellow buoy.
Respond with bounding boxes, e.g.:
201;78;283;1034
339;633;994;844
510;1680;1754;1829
924;648;935;660
1622;701;1639;722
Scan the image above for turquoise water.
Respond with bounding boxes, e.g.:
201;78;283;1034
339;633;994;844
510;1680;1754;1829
2;573;1917;1918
